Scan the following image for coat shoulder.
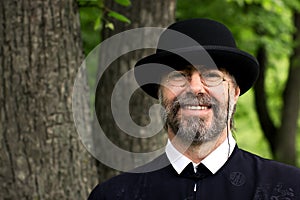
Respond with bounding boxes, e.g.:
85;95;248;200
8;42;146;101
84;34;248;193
88;171;146;200
88;154;172;200
238;148;300;175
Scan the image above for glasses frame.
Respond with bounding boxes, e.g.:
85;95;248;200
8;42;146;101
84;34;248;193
164;69;227;88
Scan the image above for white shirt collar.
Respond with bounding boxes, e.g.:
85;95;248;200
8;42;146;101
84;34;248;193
165;133;236;174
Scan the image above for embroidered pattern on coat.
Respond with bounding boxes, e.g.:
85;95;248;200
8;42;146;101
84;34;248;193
254;183;295;200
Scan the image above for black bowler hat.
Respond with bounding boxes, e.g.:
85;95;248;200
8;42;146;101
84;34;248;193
134;18;259;99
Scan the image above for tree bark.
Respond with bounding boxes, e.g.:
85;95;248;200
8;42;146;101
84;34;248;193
275;11;300;165
254;11;300;165
94;0;176;182
0;0;97;199
254;46;277;153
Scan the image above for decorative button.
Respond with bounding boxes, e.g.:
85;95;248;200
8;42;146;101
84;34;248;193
229;172;246;186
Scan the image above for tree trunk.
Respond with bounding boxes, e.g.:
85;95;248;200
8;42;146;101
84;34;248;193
275;11;300;165
254;46;277;153
254;11;300;165
0;0;97;199
94;0;176;182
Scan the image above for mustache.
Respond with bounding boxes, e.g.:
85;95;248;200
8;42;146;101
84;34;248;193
161;92;219;125
171;92;215;111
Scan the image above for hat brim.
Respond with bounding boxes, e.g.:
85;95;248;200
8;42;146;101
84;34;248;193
134;46;259;99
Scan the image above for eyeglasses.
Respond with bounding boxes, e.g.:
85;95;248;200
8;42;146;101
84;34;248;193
165;70;226;88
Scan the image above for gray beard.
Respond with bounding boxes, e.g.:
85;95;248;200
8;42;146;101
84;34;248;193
161;92;228;146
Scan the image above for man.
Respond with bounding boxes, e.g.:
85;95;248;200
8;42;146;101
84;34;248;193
88;18;300;199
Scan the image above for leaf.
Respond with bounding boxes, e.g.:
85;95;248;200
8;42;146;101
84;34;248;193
105;22;114;30
94;16;101;30
114;0;131;7
108;11;131;24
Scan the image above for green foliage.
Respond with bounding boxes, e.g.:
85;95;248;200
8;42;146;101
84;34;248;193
94;16;102;30
107;11;131;24
235;90;272;158
79;5;101;55
114;0;131;7
78;0;132;53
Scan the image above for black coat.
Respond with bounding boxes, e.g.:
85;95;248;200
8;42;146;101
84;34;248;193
88;147;300;200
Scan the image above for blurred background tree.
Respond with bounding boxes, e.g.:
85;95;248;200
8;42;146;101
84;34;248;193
80;0;176;183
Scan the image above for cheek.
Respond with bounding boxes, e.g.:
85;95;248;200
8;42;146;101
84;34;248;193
209;86;227;103
160;86;181;102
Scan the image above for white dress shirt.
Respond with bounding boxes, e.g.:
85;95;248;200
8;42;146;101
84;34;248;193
165;133;236;174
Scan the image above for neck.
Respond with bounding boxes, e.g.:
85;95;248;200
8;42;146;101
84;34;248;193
168;127;229;164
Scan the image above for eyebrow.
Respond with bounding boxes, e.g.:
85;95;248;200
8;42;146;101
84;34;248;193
176;66;220;73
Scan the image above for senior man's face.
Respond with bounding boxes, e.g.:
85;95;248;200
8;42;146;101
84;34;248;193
159;66;239;145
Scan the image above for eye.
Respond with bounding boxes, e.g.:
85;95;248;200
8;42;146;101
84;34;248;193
167;71;188;81
202;71;222;80
165;71;189;87
201;70;224;86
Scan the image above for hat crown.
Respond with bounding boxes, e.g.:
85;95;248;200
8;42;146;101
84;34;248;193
157;18;237;51
134;18;259;98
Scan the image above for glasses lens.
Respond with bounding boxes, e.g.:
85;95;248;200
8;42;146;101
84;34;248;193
167;71;188;87
201;70;224;86
165;70;224;87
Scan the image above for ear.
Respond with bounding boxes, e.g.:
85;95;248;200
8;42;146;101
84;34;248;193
233;86;240;103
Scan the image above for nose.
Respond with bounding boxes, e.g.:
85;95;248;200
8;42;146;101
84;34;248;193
188;71;206;94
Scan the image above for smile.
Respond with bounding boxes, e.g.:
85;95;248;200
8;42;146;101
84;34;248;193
183;105;210;110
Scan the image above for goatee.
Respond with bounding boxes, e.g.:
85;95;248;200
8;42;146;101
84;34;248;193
161;92;228;146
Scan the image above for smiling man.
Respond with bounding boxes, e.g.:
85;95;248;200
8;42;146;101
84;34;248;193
88;18;300;200
159;65;239;164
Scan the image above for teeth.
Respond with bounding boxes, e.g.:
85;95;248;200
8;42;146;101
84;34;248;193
185;105;208;110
